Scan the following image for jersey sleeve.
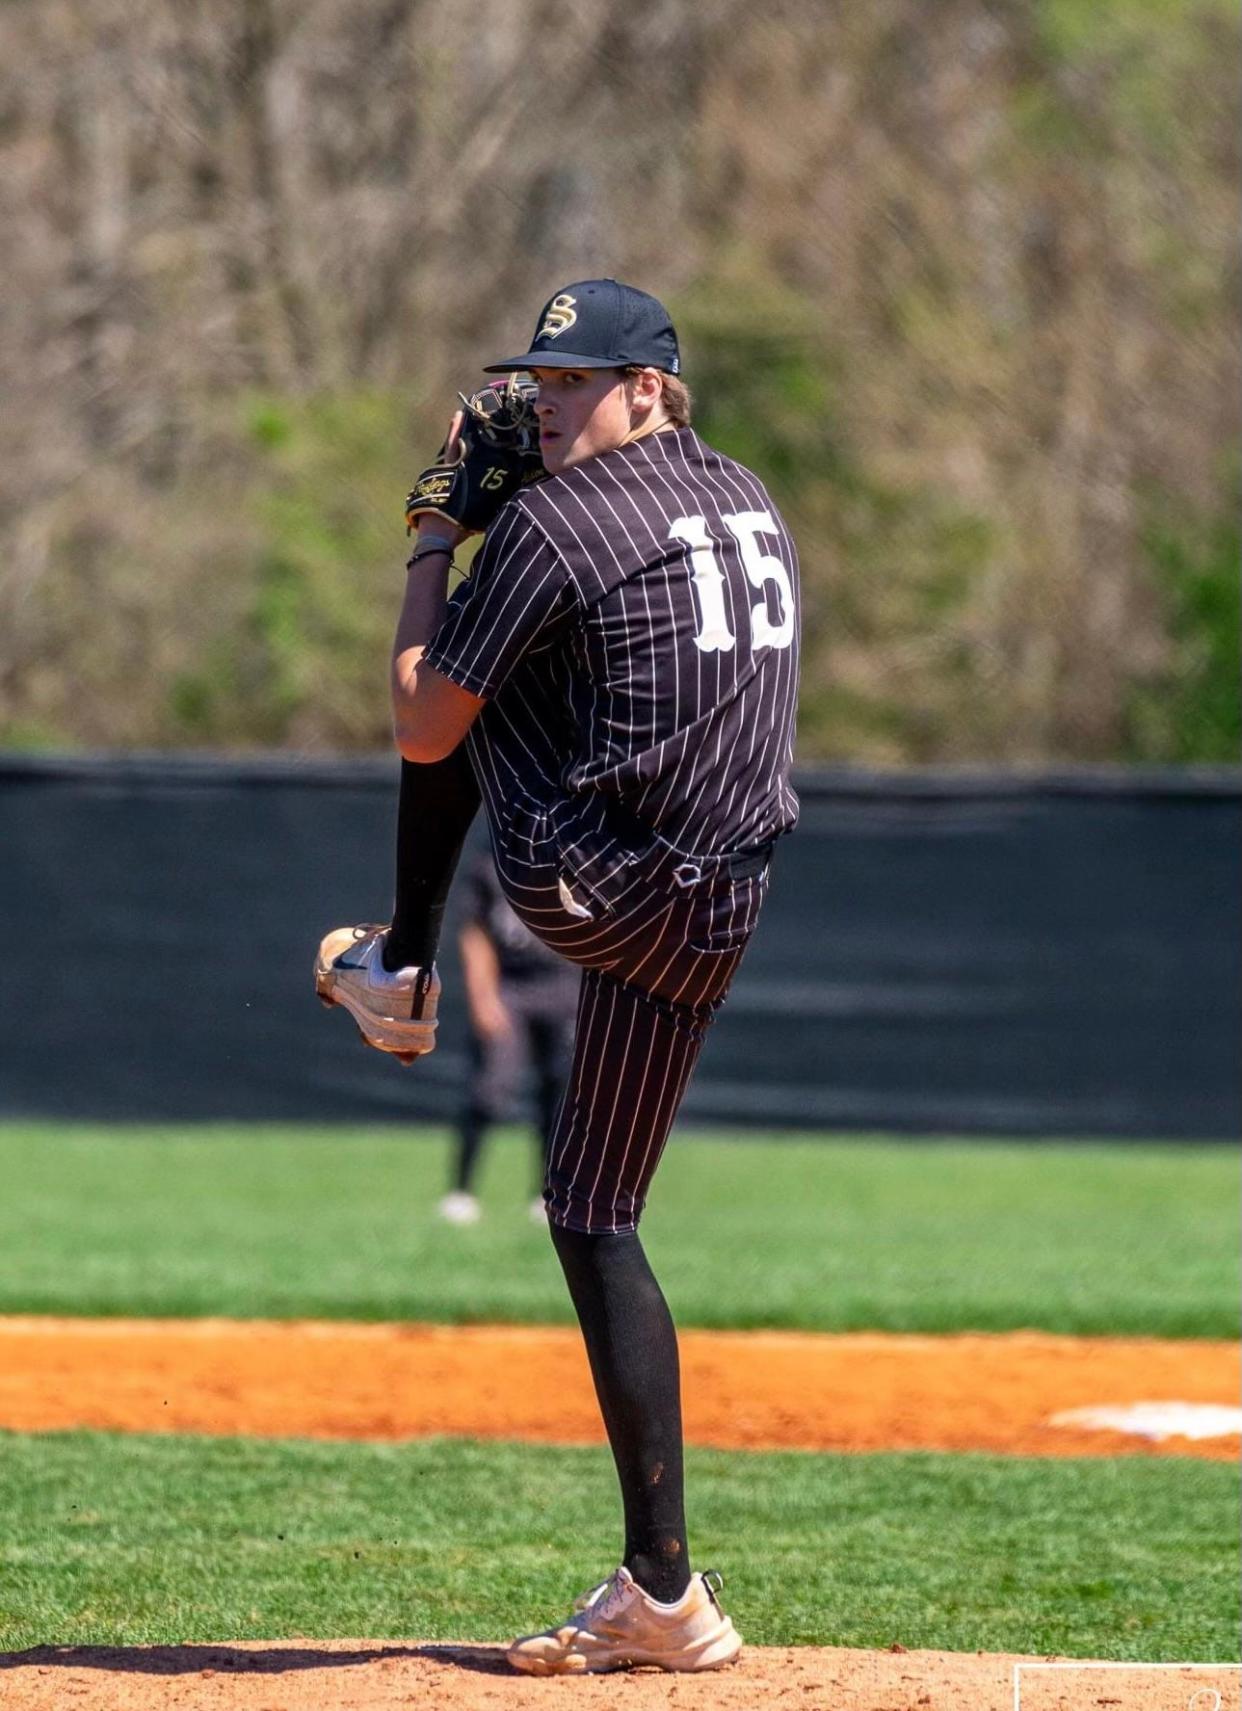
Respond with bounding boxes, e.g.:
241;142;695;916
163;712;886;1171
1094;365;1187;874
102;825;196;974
422;506;580;701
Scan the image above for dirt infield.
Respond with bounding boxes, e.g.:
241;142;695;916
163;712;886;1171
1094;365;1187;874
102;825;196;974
3;1319;1237;1708
0;1316;1237;1457
2;1641;1237;1711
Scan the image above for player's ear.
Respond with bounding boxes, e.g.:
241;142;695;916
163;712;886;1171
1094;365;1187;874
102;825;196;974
625;366;662;416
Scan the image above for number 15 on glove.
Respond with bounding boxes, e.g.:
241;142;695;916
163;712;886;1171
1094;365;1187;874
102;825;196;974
405;376;545;536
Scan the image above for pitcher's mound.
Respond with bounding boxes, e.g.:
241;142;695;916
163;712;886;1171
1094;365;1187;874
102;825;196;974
2;1641;1236;1711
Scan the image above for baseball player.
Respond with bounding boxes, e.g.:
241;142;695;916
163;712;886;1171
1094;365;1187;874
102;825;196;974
440;851;578;1226
316;279;800;1673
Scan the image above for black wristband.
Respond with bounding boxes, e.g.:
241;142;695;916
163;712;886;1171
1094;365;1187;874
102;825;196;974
406;538;456;570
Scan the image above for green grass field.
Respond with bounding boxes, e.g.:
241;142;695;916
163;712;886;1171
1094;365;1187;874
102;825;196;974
1;1123;1237;1336
0;1123;1237;1659
1;1434;1237;1659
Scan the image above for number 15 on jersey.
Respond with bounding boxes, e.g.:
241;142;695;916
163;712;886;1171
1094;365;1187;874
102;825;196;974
670;510;796;655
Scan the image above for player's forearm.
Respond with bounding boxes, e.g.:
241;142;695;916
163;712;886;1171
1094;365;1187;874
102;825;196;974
391;551;451;713
390;510;476;761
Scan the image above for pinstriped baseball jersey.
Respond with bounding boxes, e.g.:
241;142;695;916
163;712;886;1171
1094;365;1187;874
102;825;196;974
422;425;800;868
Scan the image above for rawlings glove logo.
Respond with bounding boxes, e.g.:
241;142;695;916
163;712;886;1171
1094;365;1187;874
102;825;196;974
411;472;453;504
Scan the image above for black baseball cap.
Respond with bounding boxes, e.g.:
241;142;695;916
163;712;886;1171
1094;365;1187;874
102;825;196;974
482;278;681;376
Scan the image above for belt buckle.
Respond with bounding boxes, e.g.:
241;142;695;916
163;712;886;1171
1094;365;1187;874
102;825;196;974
672;861;702;890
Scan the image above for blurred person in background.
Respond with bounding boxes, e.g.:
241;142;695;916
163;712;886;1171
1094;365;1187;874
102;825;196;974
439;851;578;1226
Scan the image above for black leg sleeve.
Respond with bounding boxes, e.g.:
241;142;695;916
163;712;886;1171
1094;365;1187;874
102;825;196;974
384;745;481;972
550;1224;691;1604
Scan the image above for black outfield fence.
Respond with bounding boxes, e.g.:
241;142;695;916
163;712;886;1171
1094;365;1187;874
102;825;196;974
2;754;1238;1139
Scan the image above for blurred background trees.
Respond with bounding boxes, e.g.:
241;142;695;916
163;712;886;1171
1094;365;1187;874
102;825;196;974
0;0;1236;762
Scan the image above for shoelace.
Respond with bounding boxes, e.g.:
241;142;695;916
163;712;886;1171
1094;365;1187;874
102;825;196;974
593;1577;631;1621
573;1572;628;1621
354;927;430;989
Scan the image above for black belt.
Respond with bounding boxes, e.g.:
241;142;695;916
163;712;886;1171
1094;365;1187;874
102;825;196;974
599;799;775;888
670;841;775;889
723;841;775;878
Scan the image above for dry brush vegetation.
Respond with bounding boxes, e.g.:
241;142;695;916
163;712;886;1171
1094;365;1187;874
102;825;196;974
0;0;1236;761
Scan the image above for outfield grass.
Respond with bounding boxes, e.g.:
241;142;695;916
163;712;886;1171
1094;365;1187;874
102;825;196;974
1;1124;1236;1336
0;1432;1236;1658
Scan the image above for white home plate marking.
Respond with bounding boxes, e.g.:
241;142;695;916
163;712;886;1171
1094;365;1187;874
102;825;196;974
1050;1401;1242;1441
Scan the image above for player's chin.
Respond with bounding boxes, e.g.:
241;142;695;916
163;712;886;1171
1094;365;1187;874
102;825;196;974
539;434;569;474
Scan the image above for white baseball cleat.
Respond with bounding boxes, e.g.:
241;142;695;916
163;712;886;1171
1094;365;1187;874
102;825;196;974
314;925;440;1063
437;1191;482;1226
506;1566;742;1675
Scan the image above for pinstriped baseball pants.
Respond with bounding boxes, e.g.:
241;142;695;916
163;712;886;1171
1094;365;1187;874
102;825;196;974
488;793;770;1234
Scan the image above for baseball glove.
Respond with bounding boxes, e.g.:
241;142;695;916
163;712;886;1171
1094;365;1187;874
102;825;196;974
405;376;544;535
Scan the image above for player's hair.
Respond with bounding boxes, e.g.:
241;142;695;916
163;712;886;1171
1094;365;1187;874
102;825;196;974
625;366;692;427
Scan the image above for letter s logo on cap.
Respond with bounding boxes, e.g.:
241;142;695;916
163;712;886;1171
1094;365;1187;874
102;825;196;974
538;294;578;339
